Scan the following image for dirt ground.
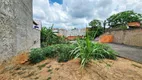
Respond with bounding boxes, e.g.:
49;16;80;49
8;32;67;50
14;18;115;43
0;57;142;80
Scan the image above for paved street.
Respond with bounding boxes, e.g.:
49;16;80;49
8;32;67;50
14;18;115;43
108;43;142;64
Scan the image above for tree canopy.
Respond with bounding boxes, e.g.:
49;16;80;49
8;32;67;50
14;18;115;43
106;10;142;27
88;19;103;39
89;19;102;28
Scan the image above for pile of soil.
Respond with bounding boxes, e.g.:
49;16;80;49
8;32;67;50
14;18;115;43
0;57;142;80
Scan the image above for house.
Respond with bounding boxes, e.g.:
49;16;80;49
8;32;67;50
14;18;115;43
65;28;86;40
51;28;86;40
128;22;141;28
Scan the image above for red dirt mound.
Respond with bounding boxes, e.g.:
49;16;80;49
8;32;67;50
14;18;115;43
12;51;29;64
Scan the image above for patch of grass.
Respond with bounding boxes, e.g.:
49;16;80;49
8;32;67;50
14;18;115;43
37;63;49;70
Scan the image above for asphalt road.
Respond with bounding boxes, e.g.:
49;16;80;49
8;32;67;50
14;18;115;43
108;43;142;64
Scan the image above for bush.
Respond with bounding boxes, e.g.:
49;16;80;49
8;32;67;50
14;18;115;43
29;44;77;63
92;42;117;60
29;36;117;65
71;35;117;67
42;46;57;58
57;44;76;62
29;48;45;64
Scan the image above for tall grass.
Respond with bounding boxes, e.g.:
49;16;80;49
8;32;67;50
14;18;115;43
71;35;93;67
92;42;117;60
71;35;117;67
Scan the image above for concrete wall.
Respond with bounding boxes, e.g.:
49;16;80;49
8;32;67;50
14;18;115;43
59;29;86;37
103;29;142;47
0;0;40;62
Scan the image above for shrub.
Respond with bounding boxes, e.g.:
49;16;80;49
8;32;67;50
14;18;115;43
29;44;77;63
29;48;45;63
92;42;117;60
29;39;117;65
42;46;57;58
71;35;117;67
57;44;76;62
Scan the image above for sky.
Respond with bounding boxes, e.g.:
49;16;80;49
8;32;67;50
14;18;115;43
33;0;142;29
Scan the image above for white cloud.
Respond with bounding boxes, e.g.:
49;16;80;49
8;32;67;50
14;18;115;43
33;0;142;29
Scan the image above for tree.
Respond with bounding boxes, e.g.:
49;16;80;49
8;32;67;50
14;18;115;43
88;19;104;39
89;19;101;28
106;10;142;27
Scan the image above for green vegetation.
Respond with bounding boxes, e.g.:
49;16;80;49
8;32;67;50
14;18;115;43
30;35;117;68
89;19;102;28
88;19;104;39
41;25;68;47
106;10;142;27
89;10;142;32
30;22;117;68
71;35;117;67
71;35;94;67
37;62;49;70
107;25;128;31
92;42;117;60
29;44;77;64
56;44;77;62
29;48;45;63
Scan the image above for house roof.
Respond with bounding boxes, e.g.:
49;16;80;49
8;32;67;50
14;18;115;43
128;22;140;27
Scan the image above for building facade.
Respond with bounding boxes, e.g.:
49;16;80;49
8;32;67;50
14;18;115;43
0;0;40;62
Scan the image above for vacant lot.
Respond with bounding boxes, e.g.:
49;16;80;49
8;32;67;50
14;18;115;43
0;57;142;80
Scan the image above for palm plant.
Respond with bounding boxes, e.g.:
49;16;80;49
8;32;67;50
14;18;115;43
41;25;60;47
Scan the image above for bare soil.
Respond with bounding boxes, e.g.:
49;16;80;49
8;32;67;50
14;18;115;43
0;57;142;80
